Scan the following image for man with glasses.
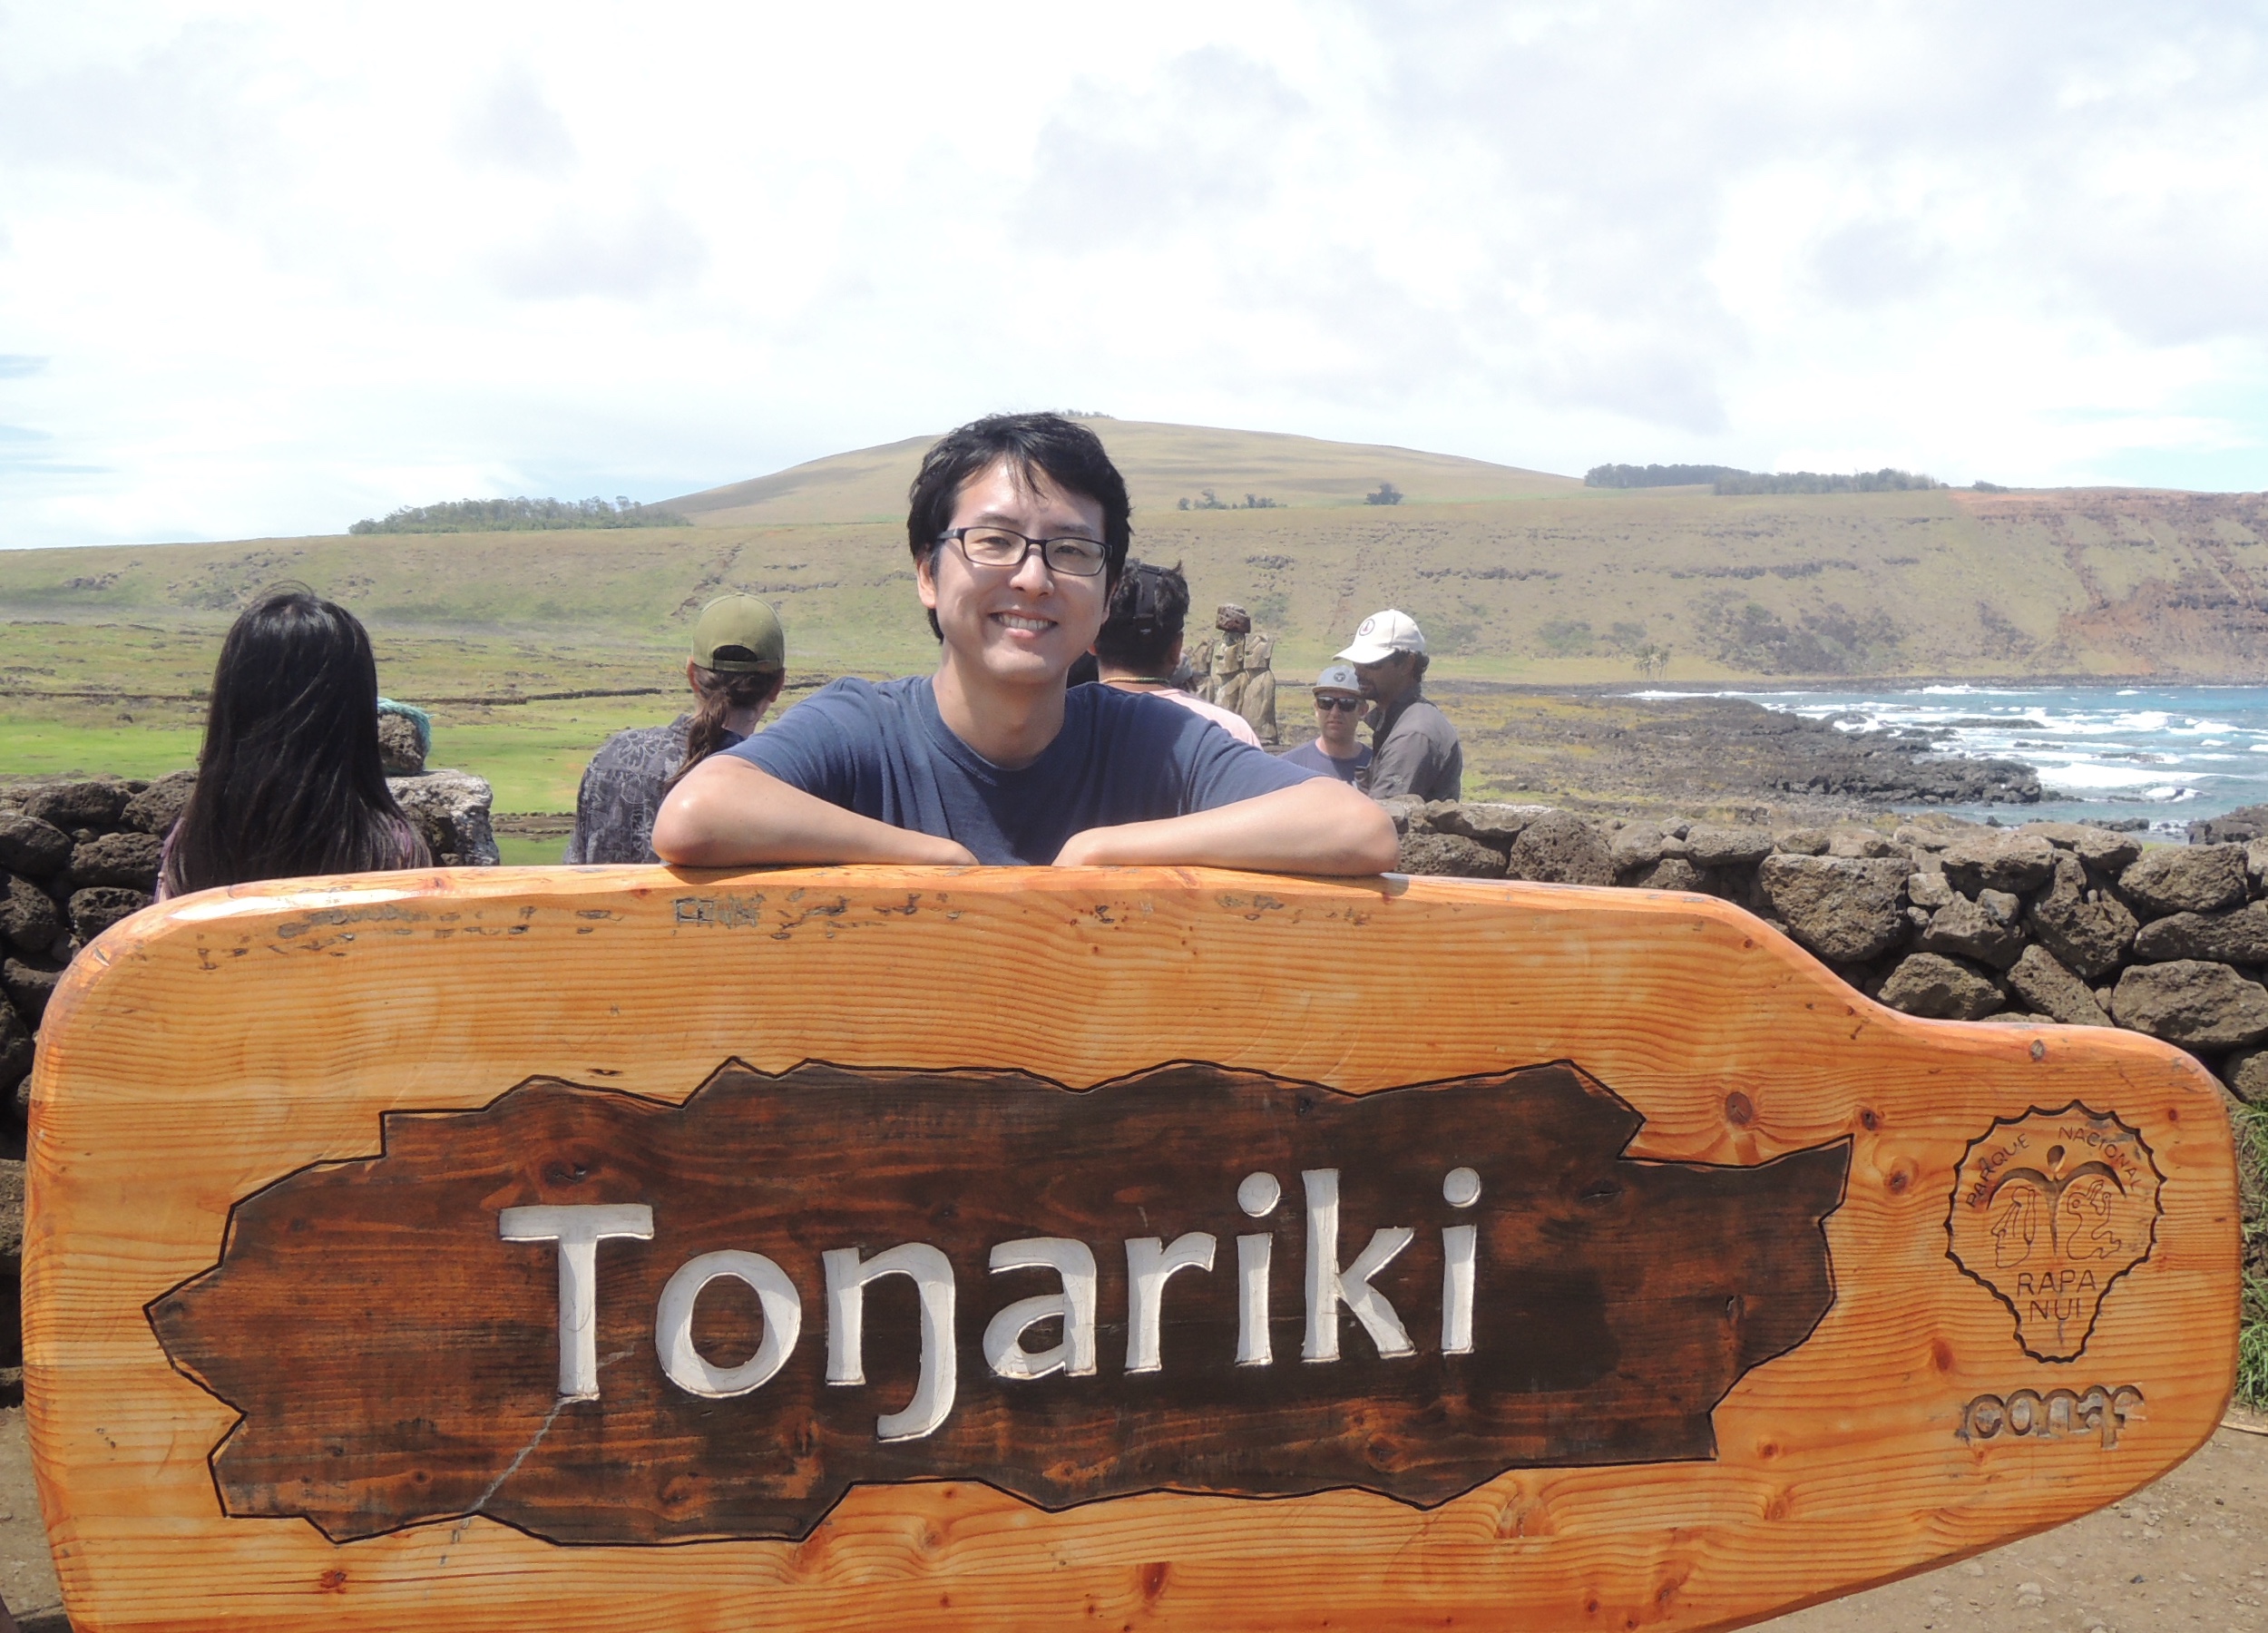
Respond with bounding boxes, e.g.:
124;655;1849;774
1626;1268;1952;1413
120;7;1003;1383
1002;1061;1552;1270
653;414;1397;873
1279;662;1374;784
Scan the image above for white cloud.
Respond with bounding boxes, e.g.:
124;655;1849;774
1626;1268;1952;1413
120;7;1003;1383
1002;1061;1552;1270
2;0;2266;547
455;64;578;178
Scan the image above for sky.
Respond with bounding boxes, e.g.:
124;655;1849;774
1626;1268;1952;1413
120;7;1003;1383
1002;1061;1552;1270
4;0;2267;549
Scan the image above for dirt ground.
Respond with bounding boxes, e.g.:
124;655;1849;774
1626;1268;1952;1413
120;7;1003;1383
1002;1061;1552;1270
0;1410;2255;1630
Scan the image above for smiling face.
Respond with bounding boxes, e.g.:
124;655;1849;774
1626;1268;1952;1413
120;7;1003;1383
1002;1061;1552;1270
916;457;1111;691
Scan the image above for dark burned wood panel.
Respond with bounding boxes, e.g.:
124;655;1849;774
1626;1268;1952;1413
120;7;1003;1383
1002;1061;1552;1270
150;1061;1850;1545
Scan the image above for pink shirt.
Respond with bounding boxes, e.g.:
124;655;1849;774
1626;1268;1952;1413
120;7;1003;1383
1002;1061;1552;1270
1121;685;1263;748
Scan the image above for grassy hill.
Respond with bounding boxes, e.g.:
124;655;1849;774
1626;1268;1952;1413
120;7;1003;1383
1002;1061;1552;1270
7;420;2268;813
666;418;1581;526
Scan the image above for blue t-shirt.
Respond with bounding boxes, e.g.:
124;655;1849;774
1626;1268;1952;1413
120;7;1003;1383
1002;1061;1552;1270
728;676;1320;865
1280;740;1373;784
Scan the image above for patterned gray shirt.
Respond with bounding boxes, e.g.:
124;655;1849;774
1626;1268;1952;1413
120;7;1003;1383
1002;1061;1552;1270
565;715;745;865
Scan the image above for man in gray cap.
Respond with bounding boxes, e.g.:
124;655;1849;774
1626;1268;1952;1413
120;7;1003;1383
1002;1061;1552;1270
566;594;787;864
1278;661;1374;783
1336;608;1461;802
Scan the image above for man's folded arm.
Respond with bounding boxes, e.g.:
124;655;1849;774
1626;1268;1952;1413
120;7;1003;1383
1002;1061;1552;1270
1051;777;1400;873
651;755;976;866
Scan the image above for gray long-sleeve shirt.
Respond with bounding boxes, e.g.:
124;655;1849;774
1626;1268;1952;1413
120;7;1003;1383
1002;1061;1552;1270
1362;692;1463;803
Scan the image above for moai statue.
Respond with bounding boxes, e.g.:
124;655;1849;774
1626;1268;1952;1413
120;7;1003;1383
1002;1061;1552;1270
1198;604;1278;746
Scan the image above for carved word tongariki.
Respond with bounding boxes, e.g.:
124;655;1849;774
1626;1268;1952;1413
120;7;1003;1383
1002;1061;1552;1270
500;1165;1486;1442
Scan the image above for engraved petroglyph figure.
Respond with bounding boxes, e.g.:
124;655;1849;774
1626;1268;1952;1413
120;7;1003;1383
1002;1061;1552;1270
1948;1106;2163;1363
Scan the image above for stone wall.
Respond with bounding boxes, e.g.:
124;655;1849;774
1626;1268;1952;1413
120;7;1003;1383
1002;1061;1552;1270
1;776;2257;1394
1391;797;2268;1295
0;769;498;1399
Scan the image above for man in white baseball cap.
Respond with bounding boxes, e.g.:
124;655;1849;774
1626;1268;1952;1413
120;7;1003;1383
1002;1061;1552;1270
1335;609;1462;801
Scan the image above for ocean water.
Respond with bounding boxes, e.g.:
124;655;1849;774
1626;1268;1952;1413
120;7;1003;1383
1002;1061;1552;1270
1627;684;2268;832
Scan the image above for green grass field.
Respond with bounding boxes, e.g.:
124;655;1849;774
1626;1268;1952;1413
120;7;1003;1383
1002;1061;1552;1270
9;420;2268;812
0;616;699;810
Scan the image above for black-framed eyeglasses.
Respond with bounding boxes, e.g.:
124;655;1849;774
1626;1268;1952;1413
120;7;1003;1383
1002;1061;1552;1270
939;527;1110;577
1315;695;1365;712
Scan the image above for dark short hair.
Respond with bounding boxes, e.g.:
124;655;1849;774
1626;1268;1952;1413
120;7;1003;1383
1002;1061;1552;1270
1094;559;1189;673
906;413;1132;639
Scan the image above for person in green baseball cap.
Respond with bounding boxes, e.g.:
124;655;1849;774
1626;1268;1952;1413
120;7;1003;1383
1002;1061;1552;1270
566;594;787;865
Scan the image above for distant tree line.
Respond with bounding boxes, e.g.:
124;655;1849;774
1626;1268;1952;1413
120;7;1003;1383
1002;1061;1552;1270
1177;488;1282;511
348;495;690;534
1587;463;1943;495
1713;468;1941;495
1584;463;1747;488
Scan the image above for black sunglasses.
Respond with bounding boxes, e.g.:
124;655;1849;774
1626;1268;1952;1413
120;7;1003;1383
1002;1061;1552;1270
1315;695;1364;712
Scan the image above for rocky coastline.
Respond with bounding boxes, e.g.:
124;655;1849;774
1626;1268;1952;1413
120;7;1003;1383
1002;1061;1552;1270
1430;685;2042;818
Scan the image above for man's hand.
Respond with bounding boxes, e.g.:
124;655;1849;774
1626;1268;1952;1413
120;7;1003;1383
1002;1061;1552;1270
1051;777;1399;874
653;757;978;866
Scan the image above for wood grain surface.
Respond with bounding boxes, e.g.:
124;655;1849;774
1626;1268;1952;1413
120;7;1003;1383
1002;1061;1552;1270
22;865;2244;1631
147;1061;1848;1544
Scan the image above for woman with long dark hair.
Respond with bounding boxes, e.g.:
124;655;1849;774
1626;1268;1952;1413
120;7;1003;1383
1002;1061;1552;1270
158;587;431;896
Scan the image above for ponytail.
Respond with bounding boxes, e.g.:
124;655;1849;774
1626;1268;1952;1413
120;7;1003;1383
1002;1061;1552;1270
670;666;779;787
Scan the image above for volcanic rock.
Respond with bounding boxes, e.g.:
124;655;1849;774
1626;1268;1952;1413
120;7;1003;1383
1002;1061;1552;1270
1398;832;1507;879
1826;828;1904;859
2109;960;2268;1049
0;877;62;959
2027;854;2139;979
1374;795;1426;835
387;769;500;868
0;815;71;880
69;887;152;942
22;779;129;831
1628;856;1702;892
1939;831;2057;895
0;1002;29;1096
1756;855;1908;963
1919;891;2026;969
1503;810;1614;885
377;712;426;776
0;1158;22;1271
2221;1047;2268;1104
1608;826;1664;875
67;830;162;891
1685;825;1774;867
2131;900;2268;965
2187;804;2268;846
2118;844;2248;917
1877;953;2003;1021
0;958;63;1026
1432;802;1547;846
1907;872;1955;909
2017;821;2143;873
2003;944;2111;1027
122;769;196;837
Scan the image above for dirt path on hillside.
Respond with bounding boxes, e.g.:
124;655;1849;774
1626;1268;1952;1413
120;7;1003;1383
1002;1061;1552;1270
0;1412;2254;1630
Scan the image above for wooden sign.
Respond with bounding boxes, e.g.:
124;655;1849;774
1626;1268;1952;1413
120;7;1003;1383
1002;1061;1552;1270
24;865;2240;1631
